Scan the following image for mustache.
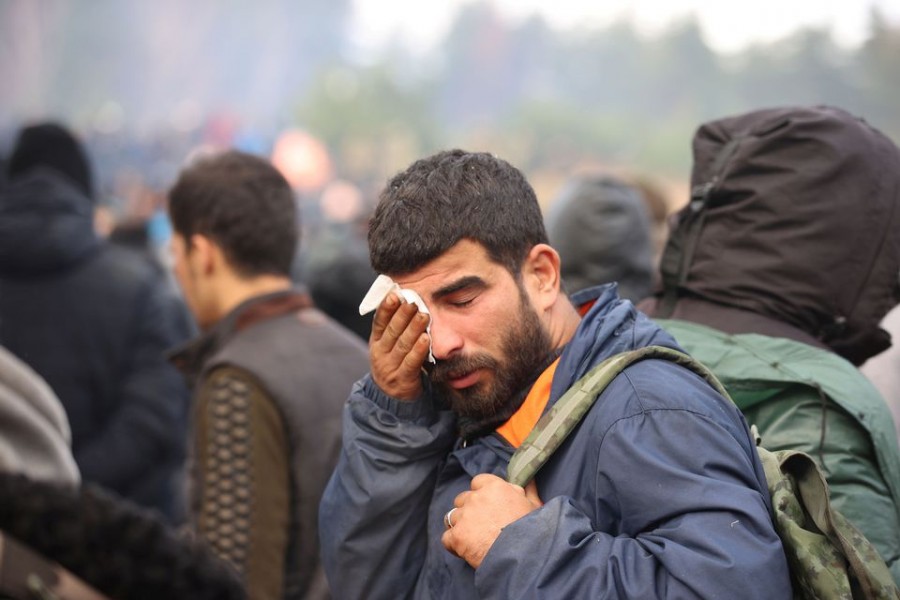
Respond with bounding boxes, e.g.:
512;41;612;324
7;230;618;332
429;353;498;383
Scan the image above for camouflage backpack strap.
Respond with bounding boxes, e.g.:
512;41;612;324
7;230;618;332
507;345;718;487
0;530;110;600
757;447;900;600
507;343;900;599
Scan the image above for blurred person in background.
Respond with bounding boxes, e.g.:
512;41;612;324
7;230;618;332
640;105;900;584
104;194;196;339
0;343;79;486
0;122;193;524
0;344;244;600
630;175;672;271
304;243;376;341
0;471;246;600
862;305;900;445
545;174;655;303
302;179;377;340
166;150;369;600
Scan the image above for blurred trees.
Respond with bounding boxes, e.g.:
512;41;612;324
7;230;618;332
346;3;900;181
2;0;899;199
297;65;439;186
858;8;900;137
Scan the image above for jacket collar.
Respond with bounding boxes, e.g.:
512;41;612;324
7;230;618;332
551;283;681;402
639;295;831;352
168;288;312;381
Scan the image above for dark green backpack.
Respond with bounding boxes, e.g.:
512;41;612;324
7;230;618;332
507;345;900;600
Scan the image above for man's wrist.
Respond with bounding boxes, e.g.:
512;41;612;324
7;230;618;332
363;373;437;421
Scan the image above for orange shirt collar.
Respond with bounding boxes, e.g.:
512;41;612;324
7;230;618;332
495;357;561;448
495;299;591;447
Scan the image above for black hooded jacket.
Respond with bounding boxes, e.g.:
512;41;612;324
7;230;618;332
646;105;900;366
0;169;193;522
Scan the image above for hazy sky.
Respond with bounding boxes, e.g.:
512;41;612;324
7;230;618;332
350;0;900;54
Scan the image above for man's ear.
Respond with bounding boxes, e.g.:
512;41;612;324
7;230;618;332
188;234;218;276
523;243;562;312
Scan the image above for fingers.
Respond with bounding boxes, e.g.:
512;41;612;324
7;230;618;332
441;528;459;556
372;295;428;354
470;473;505;490
370;293;431;400
443;475;541;569
469;474;542;507
370;292;407;343
395;313;430;360
441;505;462;555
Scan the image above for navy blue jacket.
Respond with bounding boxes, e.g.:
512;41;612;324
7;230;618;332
0;170;193;522
320;285;791;598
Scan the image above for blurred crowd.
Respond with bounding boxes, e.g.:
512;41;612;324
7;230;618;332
1;105;899;599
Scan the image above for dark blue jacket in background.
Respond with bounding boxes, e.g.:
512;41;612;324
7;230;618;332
0;169;193;523
320;284;792;599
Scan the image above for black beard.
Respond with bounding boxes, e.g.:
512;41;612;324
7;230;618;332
429;293;555;430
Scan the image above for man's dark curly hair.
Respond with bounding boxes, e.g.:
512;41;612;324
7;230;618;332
368;149;548;277
0;473;246;600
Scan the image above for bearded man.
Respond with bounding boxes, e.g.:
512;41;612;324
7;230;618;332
319;149;792;599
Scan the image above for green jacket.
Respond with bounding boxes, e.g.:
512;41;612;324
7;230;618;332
657;318;900;585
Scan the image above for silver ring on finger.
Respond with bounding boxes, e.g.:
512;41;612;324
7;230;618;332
443;507;458;530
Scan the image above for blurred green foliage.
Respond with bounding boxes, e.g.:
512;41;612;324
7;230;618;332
4;1;899;203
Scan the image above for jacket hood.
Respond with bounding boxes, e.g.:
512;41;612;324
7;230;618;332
546;176;654;302
657;105;900;365
0;168;100;276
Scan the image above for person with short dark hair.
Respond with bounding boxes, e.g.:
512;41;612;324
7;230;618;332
0;121;193;523
319;149;791;598
166;150;369;600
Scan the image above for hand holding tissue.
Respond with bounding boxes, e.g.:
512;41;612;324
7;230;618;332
359;275;435;363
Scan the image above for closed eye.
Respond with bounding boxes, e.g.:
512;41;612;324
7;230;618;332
450;297;475;308
444;290;479;308
433;275;488;309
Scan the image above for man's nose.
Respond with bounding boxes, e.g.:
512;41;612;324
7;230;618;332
428;313;464;360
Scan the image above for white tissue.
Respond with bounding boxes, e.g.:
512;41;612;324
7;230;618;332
359;274;435;363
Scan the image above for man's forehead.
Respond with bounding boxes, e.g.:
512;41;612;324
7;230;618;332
391;240;502;296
